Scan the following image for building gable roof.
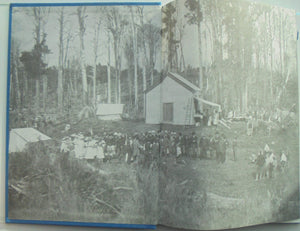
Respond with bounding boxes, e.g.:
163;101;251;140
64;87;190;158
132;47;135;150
145;72;200;94
168;72;200;92
11;128;51;143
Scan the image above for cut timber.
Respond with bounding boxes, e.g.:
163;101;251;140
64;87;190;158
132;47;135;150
113;187;133;191
219;119;231;129
206;192;244;209
9;184;27;196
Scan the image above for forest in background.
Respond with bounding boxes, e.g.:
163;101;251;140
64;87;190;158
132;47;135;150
9;5;161;120
7;1;300;228
162;0;298;115
9;0;299;121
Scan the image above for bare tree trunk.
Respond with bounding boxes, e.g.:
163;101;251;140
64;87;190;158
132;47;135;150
13;51;21;110
34;8;41;111
279;9;285;107
107;34;111;104
93;17;101;106
35;79;40;111
93;62;97;105
58;7;64;112
113;40;119;104
42;74;47;112
197;1;203;90
138;7;148;117
263;12;269;107
118;56;122;104
130;8;138;108
127;68;132;106
255;48;260;107
77;6;88;106
24;72;28;108
244;80;248;113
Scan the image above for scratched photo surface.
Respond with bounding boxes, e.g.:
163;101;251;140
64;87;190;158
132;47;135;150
159;0;299;230
7;0;299;230
7;4;161;225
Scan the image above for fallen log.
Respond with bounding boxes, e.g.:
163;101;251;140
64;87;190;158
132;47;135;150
92;196;124;218
206;192;244;209
219;120;231;129
113;187;133;191
9;184;27;196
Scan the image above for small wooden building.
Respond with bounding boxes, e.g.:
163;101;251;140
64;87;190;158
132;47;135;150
145;72;199;125
145;72;221;125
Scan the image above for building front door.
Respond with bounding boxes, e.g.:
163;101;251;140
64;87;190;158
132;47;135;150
163;103;173;123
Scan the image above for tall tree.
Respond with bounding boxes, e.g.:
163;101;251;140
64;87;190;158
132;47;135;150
77;6;88;105
124;38;134;107
185;0;204;89
144;22;161;86
20;34;50;112
137;6;147;114
31;7;50;111
93;11;102;106
162;3;178;72
107;32;112;104
106;7;127;104
57;7;64;112
10;38;21;110
129;6;139;108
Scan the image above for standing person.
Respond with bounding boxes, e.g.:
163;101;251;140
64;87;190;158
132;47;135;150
152;137;159;162
175;135;182;163
232;136;237;161
220;134;227;163
124;135;132;164
199;135;207;159
191;132;198;158
280;151;288;172
255;150;265;180
183;134;188;156
247;117;253;136
203;109;209;126
213;109;220;126
177;133;183;155
162;135;170;157
212;132;221;163
133;134;142;164
268;151;276;178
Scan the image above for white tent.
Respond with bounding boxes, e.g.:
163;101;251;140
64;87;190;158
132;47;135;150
96;104;124;120
9;128;51;153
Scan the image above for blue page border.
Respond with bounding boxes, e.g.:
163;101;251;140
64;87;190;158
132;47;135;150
5;2;160;229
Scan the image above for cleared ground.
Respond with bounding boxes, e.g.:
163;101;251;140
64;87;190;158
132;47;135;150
8;119;299;229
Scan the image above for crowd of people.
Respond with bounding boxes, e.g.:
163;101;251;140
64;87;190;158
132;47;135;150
60;127;290;181
253;145;288;181
60;129;231;166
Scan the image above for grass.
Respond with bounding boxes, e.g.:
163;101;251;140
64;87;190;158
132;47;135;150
158;121;299;230
8;119;299;229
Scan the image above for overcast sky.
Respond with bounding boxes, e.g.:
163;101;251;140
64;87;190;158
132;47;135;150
11;4;161;69
10;0;296;71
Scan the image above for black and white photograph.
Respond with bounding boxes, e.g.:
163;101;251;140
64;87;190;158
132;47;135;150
7;3;162;226
159;0;299;230
6;0;300;230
